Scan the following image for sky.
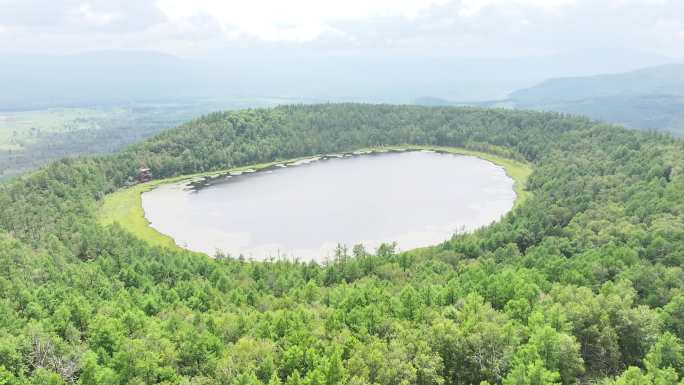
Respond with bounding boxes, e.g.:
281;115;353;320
1;0;683;59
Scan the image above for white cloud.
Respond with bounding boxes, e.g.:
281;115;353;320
73;3;121;26
0;0;683;59
457;0;573;17
155;0;450;41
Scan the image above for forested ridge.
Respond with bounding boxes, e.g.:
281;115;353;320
1;104;684;385
508;64;684;136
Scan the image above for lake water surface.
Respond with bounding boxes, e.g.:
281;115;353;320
142;151;515;261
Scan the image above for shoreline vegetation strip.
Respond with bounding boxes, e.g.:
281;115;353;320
96;145;533;254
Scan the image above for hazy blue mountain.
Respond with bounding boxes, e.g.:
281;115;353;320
0;49;672;110
509;64;684;134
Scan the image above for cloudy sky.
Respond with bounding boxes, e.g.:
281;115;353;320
1;0;683;59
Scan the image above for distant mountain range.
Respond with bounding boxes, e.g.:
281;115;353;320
4;49;682;134
0;49;671;110
417;63;684;135
509;64;684;135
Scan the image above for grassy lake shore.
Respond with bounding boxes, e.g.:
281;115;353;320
97;146;533;254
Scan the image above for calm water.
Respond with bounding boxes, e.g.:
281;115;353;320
142;151;515;261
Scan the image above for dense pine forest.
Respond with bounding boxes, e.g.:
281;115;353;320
1;104;684;385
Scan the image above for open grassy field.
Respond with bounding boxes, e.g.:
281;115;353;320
0;108;128;150
97;146;533;254
97;182;178;248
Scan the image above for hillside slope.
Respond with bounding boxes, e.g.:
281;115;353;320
0;105;683;385
510;64;684;134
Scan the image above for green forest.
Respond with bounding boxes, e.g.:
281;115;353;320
1;104;684;385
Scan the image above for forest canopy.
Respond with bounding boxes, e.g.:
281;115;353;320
1;104;684;385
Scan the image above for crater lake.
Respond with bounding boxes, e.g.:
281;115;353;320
141;151;516;261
